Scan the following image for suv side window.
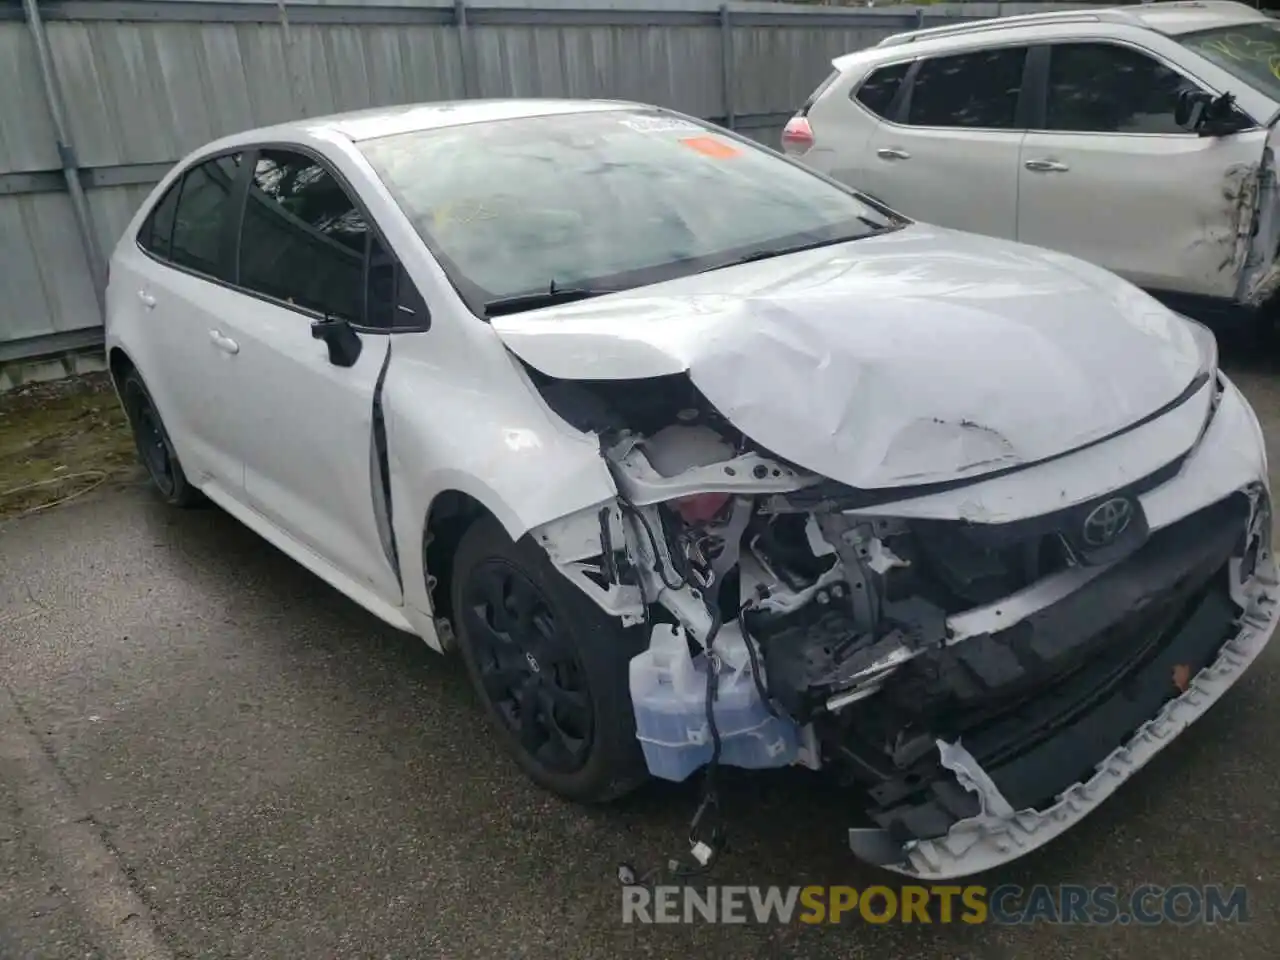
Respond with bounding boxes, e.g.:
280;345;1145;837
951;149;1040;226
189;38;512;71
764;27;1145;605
169;154;242;279
906;47;1027;129
854;61;910;120
1044;43;1195;134
239;149;370;321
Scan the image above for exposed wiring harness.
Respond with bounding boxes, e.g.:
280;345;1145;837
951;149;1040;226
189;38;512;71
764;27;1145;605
618;494;688;591
738;600;779;718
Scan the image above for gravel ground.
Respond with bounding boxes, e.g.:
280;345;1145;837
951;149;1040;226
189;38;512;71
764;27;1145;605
1;347;1278;959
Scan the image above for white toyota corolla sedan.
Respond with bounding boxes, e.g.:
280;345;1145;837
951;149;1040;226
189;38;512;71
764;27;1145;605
106;98;1277;878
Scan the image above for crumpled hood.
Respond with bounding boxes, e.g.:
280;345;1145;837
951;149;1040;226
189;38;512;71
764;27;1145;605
492;224;1207;489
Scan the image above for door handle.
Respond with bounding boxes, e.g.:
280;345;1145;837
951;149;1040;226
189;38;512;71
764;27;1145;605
1024;158;1069;173
137;290;156;309
876;147;911;161
208;329;239;355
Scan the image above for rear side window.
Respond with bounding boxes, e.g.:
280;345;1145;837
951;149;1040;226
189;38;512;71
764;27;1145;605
854;61;910;119
170;154;242;279
1044;43;1197;134
906;47;1027;129
138;178;181;260
238;149;370;321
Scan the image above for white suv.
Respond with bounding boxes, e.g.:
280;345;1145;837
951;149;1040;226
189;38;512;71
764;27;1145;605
786;0;1280;330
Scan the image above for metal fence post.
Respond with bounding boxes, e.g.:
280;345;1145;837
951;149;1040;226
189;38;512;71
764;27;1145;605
455;0;474;98
22;0;105;319
276;0;307;116
719;3;735;131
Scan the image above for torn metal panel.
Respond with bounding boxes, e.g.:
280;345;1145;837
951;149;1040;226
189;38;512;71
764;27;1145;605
1240;146;1280;308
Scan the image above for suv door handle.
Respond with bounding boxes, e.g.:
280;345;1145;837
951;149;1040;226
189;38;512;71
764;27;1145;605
209;329;240;355
1024;158;1069;173
876;147;911;161
137;290;156;309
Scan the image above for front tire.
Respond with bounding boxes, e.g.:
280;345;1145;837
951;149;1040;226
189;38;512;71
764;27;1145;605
121;370;202;508
451;516;649;803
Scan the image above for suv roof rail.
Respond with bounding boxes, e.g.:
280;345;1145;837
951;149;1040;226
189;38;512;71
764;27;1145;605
876;6;1143;49
875;0;1267;49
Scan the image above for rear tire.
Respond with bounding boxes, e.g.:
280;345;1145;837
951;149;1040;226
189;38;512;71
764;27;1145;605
121;370;202;508
451;516;649;803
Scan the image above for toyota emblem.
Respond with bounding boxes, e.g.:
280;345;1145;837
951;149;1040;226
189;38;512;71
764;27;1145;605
1082;497;1133;547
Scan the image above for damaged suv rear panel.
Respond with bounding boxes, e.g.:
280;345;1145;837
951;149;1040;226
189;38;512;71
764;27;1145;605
504;267;1275;876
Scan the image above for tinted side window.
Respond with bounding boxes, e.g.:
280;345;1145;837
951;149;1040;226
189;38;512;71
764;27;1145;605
239;149;369;321
1045;43;1194;134
906;48;1026;129
854;61;910;119
170;154;241;278
367;236;430;331
138;178;181;259
366;235;396;330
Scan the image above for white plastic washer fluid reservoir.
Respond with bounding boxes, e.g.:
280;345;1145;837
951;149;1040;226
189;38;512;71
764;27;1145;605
628;623;799;781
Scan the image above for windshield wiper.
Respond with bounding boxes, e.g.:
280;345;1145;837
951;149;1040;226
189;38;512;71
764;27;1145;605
483;280;612;318
725;224;894;269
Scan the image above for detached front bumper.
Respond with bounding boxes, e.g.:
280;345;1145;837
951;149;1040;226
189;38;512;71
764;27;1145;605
846;375;1278;878
860;559;1277;878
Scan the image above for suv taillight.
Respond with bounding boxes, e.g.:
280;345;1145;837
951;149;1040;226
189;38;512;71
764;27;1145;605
781;116;815;157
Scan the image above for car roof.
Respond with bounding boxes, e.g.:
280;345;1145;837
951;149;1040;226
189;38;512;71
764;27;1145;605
214;98;647;150
833;0;1271;69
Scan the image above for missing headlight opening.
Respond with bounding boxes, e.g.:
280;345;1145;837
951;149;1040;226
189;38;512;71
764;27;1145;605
526;371;1277;877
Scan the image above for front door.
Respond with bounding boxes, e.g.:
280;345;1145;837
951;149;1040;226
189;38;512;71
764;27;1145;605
1016;41;1268;298
219;148;403;602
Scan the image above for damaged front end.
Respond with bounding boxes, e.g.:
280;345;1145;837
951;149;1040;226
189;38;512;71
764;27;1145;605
527;371;1278;878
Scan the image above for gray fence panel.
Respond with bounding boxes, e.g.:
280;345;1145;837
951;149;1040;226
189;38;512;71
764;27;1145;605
0;23;60;174
469;23;723;114
0;0;1095;365
732;23;904;116
0;192;98;340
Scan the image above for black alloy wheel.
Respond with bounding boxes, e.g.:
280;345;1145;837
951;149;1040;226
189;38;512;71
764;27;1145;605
463;560;594;773
121;370;202;507
450;517;649;803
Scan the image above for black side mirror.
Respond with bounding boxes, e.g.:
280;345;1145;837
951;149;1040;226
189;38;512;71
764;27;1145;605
311;316;363;368
1176;88;1246;136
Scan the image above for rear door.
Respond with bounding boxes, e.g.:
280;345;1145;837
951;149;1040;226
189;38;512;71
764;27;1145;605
1015;41;1268;298
861;45;1030;239
127;153;247;492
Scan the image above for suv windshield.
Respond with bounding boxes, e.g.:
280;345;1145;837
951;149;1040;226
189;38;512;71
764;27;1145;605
1180;22;1280;104
357;108;901;315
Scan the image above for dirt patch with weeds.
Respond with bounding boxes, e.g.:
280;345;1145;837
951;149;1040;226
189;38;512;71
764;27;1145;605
0;372;142;521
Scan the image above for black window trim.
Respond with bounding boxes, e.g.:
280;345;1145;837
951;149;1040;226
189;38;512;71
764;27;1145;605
134;141;432;335
848;58;914;122
1026;37;1263;136
879;42;1036;132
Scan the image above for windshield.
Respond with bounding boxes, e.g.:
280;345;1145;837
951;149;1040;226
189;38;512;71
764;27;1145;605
357;108;901;314
1180;22;1280;104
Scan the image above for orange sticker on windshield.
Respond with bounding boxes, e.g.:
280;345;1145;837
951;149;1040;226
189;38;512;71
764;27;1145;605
679;136;741;159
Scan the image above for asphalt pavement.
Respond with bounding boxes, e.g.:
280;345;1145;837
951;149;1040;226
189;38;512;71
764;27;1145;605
2;349;1280;959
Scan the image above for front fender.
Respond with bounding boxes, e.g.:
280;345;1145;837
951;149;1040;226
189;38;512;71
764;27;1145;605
381;338;619;622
